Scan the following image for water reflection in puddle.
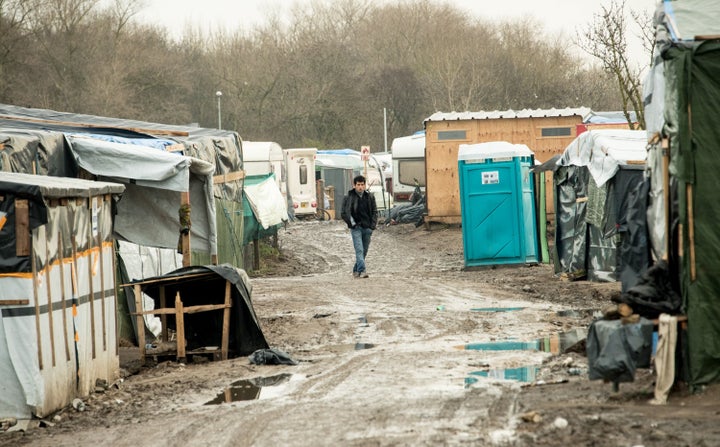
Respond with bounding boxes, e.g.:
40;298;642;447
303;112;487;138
458;328;586;354
205;373;292;405
470;307;525;313
465;366;539;386
354;343;375;350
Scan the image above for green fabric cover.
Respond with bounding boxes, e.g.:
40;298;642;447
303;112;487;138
665;40;720;386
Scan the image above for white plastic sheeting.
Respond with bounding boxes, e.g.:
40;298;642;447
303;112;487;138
244;176;289;229
0;173;123;418
557;130;647;188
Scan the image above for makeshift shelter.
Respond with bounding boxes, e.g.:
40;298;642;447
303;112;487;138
423;108;590;224
125;264;269;361
0;172;124;418
553;129;647;282
0;103;246;269
642;0;720;387
0;103;247;346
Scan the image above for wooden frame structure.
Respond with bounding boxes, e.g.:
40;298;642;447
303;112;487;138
128;271;233;362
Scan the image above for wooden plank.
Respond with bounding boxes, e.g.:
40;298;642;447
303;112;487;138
662;138;670;260
87;228;96;360
212;170;245;184
159;286;168;342
44;233;56;367
31;248;43;370
0;299;30;305
98;216;107;353
58;234;70;361
687;184;696;281
180;192;191;267
135;284;146;360
164;143;185;152
175;293;186;360
120;272;214;288
132;303;230;316
221;281;232;361
111;238;119;356
15;199;30;256
0;114;190;137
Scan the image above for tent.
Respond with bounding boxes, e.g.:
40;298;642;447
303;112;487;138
553;129;647;282
0;172;124;418
0;103;246;269
642;0;720;387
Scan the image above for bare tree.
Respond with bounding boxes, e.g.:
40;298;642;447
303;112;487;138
577;0;652;129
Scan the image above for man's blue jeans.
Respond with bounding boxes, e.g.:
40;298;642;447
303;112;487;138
351;226;373;273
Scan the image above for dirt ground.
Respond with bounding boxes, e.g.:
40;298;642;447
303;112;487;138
2;219;720;446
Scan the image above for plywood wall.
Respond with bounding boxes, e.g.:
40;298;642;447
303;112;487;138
425;116;583;224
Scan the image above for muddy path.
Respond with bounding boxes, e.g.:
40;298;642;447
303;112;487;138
3;220;719;446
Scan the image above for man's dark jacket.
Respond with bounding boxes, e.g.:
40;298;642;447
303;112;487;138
341;189;378;230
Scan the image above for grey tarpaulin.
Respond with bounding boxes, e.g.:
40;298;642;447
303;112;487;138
587;318;654;384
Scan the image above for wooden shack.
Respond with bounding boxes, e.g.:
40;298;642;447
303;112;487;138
423;108;591;225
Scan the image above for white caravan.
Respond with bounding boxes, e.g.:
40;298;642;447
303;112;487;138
242;141;286;202
284;148;318;217
391;132;425;202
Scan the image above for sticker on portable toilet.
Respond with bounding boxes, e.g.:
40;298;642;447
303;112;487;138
482;171;499;184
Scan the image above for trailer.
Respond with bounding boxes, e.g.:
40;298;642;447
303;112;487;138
284;148;318;217
242;141;286;203
391;132;425;203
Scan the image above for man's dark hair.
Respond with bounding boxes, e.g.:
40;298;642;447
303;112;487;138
353;175;366;184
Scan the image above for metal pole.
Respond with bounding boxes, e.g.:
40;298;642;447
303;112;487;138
383;108;388;152
216;91;223;130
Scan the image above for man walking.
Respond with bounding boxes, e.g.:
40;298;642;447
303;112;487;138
341;175;377;278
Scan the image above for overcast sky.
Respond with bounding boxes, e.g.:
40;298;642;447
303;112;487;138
135;0;658;38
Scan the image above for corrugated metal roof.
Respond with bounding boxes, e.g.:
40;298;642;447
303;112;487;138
424;107;592;123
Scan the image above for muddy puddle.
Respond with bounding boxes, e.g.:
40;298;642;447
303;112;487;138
205;373;293;405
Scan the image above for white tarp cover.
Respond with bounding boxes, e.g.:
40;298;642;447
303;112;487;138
458;142;533;160
557;129;647;188
67;135;218;255
0;173;122;418
244;176;289;229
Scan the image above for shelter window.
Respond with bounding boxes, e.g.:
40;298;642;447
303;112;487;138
299;165;308;185
437;130;467;140
541;127;572;138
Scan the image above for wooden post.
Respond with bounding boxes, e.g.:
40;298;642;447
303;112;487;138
253;239;260;271
97;198;107;352
134;284;145;360
687;184;696;281
316;179;325;220
662;138;670;261
44;232;56;367
159;286;168;342
58;233;71;362
111;235;119;356
15;199;30;256
180;192;191;267
86;211;96;360
31;248;43;370
175;292;186;361
221;281;232;361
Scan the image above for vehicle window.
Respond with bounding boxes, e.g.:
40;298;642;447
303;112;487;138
398;160;426;186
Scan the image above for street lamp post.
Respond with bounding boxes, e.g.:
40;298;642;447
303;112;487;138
216;91;223;130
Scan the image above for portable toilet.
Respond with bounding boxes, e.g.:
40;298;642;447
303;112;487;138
458;142;538;267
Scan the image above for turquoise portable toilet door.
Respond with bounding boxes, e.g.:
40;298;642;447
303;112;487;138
460;160;523;265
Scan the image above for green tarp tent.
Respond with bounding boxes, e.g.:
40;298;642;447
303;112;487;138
644;0;720;387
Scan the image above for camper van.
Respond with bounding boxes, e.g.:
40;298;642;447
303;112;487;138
242;141;286;202
284;148;318;217
391;132;425;202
